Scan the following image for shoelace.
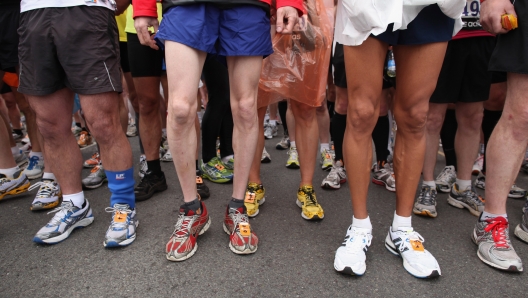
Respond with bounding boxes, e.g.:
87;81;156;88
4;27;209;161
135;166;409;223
484;218;510;248
461;187;485;204
398;230;425;253
419;187;435;205
46;202;76;225
105;204;132;227
172;212;196;238
29;181;59;198
229;208;249;234
289;149;298;160
301;188;319;207
346;229;372;253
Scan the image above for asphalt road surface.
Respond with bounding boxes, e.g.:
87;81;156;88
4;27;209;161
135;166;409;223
1;128;527;297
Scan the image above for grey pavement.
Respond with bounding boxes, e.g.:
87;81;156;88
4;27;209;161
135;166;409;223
1;129;527;297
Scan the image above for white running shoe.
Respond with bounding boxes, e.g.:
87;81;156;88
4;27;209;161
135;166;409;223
261;147;271;163
334;225;372;276
161;149;173;162
321;160;347;189
139;155;147;178
472;154;483;175
22;155;44;180
435;165;456;193
385;227;441;278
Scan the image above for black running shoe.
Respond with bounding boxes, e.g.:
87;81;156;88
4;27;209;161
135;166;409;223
196;176;210;199
134;171;168;201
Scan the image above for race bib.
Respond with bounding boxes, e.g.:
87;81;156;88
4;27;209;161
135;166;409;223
462;0;482;30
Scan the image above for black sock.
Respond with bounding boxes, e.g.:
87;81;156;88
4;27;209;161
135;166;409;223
75;122;82;128
147;159;162;175
372;115;390;164
13;129;23;135
228;197;245;209
440;109;458;170
181;198;201;212
278;101;288;135
331;112;347;162
482;109;502;173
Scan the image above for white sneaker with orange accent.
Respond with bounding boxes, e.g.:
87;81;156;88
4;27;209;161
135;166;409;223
385;227;441;278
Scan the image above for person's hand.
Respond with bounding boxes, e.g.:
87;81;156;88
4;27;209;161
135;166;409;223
134;17;160;50
480;0;516;34
276;6;299;34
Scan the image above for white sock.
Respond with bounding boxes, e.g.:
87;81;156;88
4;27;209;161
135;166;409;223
0;166;20;179
320;143;330;153
423;180;436;188
221;155;234;164
11;146;20;156
29;151;43;159
269;120;277;126
352;216;372;230
392;212;412;231
42;172;56;181
456;179;471;191
63;191;85;208
481;211;508;221
290;141;296;148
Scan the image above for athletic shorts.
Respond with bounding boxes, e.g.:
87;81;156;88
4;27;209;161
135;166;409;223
156;4;273;56
120;42;130;73
127;33;164;77
489;0;528;74
0;4;19;71
491;71;507;84
332;42;394;89
430;36;494;104
374;5;455;45
18;6;122;96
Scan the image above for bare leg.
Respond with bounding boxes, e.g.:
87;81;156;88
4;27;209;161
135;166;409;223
134;77;162;161
316;99;330;145
454;102;484;180
286;101;296;142
0;112;16;169
248;107;268;184
291;100;318;186
0;98;16;147
422;103;448;181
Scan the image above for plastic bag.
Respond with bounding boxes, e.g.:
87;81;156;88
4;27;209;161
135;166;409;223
258;0;335;108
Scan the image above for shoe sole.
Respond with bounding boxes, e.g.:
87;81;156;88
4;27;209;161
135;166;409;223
247;197;266;218
286;163;300;169
385;234;441;278
166;217;211;262
471;230;523;272
447;196;481;217
412;207;437;218
261;158;271;163
321;182;340;190
275;145;289;150
26;171;44;180
322;165;332;171
222;223;258;255
436;185;451;193
104;220;139;248
0;182;30;200
33;216;94;244
135;183;168;201
201;173;232;184
372;178;396;192
296;199;324;220
83;163;98;168
31;198;61;211
83;179;108;189
514;224;528;244
507;192;526;199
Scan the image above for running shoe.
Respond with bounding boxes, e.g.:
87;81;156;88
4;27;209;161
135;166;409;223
474;171;527;199
321;160;347;189
334;225;372;276
196;176;210;199
161;149;173;162
264;122;277;139
78;131;94;148
372;162;396;192
14;151;29;168
83;152;101;168
448;184;485;216
126;123;138;137
166;201;211;261
139;155;147;178
12;130;24;141
296;185;324;220
134;171;168;201
33;200;94;244
385;227;441;278
223;157;235;171
245;182;266;217
261;147;271;163
435;165;456;193
71;126;82;137
29;179;62;211
104;204;138;247
22;155;44;179
286;147;300;169
0;171;30;200
200;157;234;183
413;185;438;218
82;165;108;189
320;149;334;171
276;135;290;150
515;207;528;244
472;154;483;176
19;142;32;154
473;216;523;272
223;205;258;254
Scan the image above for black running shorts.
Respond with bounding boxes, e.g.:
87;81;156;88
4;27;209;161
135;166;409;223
430;36;495;104
489;0;528;74
120;42;130;73
127;33;164;78
0;4;20;71
18;6;122;96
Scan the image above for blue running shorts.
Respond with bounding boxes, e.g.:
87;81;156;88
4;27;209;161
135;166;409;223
156;4;273;57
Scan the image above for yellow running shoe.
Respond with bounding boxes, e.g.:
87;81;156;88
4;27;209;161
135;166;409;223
244;182;266;217
296;185;324;220
321;149;334;171
0;171;30;200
